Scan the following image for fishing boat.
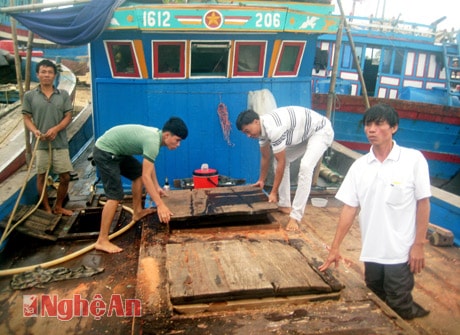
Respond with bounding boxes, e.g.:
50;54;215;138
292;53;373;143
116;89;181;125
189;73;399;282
311;14;460;190
0;1;458;334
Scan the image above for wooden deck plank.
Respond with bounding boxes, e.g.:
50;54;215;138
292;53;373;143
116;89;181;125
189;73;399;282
167;241;274;304
163;186;278;221
215;240;275;291
166;239;334;304
245;240;331;293
166;242;232;301
163;189;193;218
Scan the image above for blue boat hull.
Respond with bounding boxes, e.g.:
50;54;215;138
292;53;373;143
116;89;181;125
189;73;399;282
312;94;460;183
430;195;460;246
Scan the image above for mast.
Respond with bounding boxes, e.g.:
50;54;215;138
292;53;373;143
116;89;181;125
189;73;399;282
337;0;370;109
312;17;344;187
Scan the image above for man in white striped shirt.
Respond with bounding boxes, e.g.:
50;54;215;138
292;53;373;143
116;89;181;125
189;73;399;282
236;106;334;230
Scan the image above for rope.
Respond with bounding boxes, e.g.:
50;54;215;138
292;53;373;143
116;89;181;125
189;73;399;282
0;113;23;145
0;201;136;277
0;137;139;277
0;138;52;245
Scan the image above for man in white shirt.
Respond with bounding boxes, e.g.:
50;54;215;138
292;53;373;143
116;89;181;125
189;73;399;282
236;106;334;230
319;103;431;320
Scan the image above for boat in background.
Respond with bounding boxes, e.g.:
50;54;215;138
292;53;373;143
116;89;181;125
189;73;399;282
311;15;460;191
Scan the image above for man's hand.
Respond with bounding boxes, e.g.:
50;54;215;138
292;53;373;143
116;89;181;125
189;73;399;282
251;180;265;189
158;188;169;197
408;242;426;274
318;248;342;272
156;203;173;224
268;191;278;203
43;126;59;141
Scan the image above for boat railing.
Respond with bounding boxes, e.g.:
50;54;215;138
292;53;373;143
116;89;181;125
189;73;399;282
346;15;437;40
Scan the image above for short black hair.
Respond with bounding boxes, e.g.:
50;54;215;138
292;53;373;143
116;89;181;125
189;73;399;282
162;117;188;139
236;109;260;130
363;103;399;128
36;59;57;74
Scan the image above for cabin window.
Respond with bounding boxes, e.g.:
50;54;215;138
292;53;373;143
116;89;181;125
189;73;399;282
382;49;404;75
351;46;363;70
153;41;185;78
382;49;392;73
104;41;141;78
233;41;266;77
342;45;363;70
190;41;230;77
274;41;305;76
393;50;404;75
365;47;381;66
314;47;328;73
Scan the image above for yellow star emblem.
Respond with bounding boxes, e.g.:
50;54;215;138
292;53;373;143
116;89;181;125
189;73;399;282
205;10;222;29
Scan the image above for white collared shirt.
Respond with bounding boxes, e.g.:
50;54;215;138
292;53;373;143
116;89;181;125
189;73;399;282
336;141;432;264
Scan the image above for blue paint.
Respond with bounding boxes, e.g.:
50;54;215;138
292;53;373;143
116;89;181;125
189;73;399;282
430;197;460;246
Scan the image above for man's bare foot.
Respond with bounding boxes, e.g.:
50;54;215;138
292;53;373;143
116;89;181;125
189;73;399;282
39;202;52;213
133;208;156;222
95;240;123;253
53;207;73;216
286;218;300;231
278;207;291;214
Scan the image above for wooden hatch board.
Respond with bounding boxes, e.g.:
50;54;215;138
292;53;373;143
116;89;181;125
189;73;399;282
0;205;62;241
166;239;336;305
162;185;278;221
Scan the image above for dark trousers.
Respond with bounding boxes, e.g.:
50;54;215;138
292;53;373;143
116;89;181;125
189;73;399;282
364;262;414;316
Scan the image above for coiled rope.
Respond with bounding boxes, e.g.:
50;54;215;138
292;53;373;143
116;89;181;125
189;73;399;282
0;139;138;277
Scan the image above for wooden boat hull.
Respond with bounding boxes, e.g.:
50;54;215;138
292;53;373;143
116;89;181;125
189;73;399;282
0;103;93;225
312;93;460;182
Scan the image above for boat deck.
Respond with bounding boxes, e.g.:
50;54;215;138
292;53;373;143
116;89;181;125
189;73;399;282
0;141;459;335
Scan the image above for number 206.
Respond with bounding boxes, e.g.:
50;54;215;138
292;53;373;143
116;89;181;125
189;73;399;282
255;13;281;28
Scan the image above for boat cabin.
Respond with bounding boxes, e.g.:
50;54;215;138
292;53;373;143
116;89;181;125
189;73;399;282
89;0;339;185
313;15;460;106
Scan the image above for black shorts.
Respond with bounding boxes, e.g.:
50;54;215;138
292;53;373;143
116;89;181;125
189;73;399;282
93;146;143;200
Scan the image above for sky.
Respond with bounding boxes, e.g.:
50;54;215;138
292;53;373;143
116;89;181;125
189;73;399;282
334;0;458;32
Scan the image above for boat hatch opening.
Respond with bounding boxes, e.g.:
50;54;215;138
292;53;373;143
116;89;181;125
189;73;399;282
169;212;277;231
0;205;121;241
61;206;121;240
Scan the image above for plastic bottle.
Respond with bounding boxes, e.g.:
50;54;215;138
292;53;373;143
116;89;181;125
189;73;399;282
164;177;170;191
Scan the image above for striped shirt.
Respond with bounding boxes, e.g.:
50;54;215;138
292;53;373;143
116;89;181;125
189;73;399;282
259;106;328;153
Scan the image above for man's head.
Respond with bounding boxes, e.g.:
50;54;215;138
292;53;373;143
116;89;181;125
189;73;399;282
162;117;188;149
363;104;399;145
363;103;399;129
236;109;261;138
36;59;57;74
36;59;57;86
